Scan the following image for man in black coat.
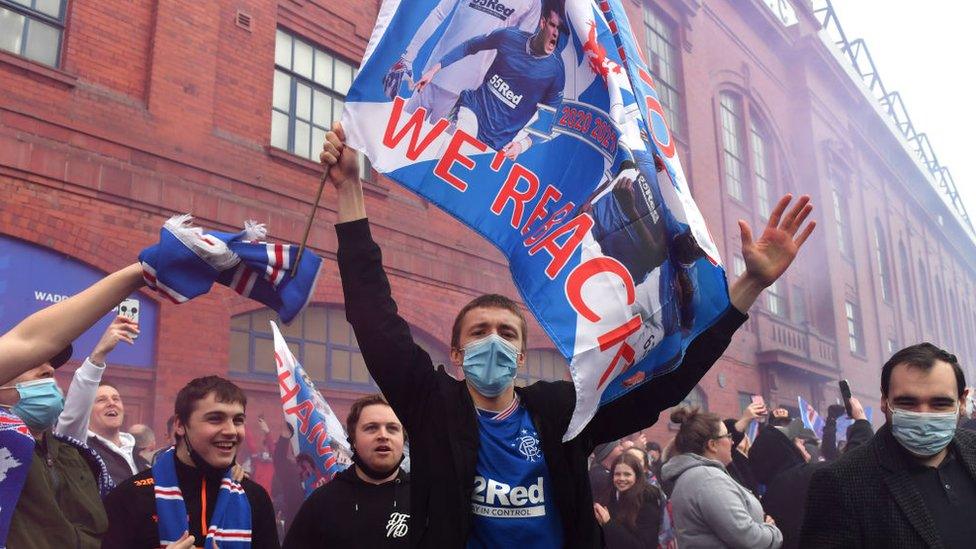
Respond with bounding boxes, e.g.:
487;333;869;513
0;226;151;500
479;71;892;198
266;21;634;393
801;344;976;548
284;394;410;548
320;123;815;547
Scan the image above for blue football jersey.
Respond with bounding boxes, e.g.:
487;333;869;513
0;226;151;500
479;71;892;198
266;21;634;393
442;28;565;150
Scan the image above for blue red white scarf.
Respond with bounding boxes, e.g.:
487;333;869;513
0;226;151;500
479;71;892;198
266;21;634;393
0;410;33;549
139;216;322;324
152;448;251;548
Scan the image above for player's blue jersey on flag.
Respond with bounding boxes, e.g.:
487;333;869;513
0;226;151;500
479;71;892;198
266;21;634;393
442;27;564;149
590;169;668;284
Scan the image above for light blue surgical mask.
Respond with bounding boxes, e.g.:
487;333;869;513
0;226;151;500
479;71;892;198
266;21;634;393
889;405;958;457
462;334;520;397
0;378;65;431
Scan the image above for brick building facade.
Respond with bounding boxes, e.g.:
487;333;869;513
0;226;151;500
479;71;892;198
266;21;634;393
1;0;973;449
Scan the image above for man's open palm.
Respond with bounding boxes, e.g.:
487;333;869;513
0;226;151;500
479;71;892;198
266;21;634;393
739;194;816;287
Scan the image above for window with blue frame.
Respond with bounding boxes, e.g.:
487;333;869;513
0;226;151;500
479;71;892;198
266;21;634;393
230;304;449;389
0;0;66;67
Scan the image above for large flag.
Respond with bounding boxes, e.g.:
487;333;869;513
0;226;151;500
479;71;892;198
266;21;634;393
798;396;825;439
272;322;351;496
344;0;729;439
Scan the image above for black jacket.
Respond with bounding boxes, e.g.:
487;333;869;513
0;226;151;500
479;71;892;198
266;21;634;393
336;219;746;548
800;425;976;548
283;467;410;548
86;434;150;486
822;417;875;461
603;488;662;549
101;456;280;548
722;418;760;496
749;424;818;549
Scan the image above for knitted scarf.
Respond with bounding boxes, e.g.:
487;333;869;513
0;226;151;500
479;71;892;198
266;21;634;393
152;448;251;548
0;410;33;549
139;216;322;324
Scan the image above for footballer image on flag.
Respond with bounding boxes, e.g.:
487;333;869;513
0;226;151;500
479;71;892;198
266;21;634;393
344;0;730;439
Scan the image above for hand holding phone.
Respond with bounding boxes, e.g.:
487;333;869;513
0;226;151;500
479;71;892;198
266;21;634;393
839;379;853;417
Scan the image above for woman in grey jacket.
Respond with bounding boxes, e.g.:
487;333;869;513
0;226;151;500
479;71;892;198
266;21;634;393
661;407;782;549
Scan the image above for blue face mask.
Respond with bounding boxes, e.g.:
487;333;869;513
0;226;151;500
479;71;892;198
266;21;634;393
889;405;958;457
462;334;520;397
0;378;65;431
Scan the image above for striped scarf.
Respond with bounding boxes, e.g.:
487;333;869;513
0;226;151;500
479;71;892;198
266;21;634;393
0;410;33;549
152;448;251;548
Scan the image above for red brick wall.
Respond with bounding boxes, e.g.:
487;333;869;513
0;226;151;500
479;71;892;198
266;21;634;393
3;0;975;448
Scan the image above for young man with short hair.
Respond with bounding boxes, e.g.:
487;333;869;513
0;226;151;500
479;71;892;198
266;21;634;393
320;125;815;547
284;394;410;548
102;376;279;548
801;343;976;548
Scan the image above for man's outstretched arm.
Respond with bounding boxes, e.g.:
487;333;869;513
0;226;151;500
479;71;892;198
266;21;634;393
0;263;144;385
322;123;437;426
586;194;816;442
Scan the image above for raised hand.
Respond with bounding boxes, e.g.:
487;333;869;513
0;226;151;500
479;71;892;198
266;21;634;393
320;122;366;223
738;194;815;287
730;194;815;312
320;122;360;190
90;315;139;364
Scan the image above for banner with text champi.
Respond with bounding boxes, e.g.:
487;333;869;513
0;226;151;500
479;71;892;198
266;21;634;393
343;0;730;440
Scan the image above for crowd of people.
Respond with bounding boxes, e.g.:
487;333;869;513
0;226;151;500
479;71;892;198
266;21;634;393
0;121;971;549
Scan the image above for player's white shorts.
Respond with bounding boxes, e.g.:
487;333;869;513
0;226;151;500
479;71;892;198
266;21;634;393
631;267;665;358
455;104;480;138
405;82;460;124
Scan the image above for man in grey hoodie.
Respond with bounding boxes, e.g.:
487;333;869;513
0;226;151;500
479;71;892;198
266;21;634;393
662;407;782;549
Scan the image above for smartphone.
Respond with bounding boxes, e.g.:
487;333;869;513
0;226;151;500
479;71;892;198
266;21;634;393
839;379;853;417
751;394;765;407
117;298;140;339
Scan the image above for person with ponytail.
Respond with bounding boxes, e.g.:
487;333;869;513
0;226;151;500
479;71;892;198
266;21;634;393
593;453;662;548
661;406;782;549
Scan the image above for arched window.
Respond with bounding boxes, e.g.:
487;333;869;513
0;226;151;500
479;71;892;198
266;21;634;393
719;93;746;202
718;92;778;217
898;241;916;316
229;305;451;387
230;305;373;387
750;120;774;218
681;385;708;411
516;349;568;386
669;385;708;428
873;220;892;303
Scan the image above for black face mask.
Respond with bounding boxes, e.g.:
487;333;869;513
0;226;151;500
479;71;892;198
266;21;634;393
351;450;403;480
182;427;234;478
349;434;403;480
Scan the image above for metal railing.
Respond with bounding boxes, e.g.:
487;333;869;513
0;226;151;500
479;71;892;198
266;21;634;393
810;0;973;235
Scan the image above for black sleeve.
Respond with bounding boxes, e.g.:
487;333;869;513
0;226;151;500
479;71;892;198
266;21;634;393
843;420;874;453
724;418;745;447
336;219;438;429
798;467;857;548
584;307;747;443
601;495;660;549
247;482;281;549
282;492;321;549
101;483;136;549
821;417;839;461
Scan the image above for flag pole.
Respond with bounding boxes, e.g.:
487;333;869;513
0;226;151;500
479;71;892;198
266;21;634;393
293;171;329;272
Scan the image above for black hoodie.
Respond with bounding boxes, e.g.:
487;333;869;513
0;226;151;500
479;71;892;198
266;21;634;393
283;466;410;548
